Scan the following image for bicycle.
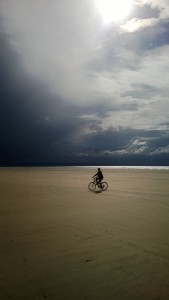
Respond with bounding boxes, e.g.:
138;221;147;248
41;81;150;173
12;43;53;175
88;176;108;192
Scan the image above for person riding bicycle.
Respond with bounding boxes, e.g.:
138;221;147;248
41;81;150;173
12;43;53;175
93;168;103;187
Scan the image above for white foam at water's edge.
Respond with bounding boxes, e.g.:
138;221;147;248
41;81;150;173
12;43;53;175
75;166;169;170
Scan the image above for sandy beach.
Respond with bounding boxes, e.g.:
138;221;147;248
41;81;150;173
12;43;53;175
0;167;169;300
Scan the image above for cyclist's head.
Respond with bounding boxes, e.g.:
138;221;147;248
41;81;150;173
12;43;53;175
98;168;100;171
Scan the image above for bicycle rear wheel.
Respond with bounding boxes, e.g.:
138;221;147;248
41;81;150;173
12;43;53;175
101;182;108;191
88;182;96;191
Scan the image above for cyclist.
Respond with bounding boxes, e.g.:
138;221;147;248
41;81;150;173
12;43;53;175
93;168;103;187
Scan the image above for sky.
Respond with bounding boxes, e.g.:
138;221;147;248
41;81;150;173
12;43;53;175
0;0;169;166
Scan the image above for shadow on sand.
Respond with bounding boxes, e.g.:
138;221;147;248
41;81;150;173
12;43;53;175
94;190;103;194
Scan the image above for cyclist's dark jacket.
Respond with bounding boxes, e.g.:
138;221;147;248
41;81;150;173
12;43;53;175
95;170;103;180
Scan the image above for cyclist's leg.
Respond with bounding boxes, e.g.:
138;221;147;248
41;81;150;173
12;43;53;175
99;177;104;188
98;177;102;188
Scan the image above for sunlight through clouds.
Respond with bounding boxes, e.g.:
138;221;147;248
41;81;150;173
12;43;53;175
94;0;134;23
121;18;159;32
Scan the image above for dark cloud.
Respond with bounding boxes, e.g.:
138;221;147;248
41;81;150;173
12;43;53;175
0;30;85;165
75;127;169;166
131;21;169;51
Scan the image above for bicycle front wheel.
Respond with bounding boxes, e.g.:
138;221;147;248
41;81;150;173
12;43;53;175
88;182;96;191
101;182;108;191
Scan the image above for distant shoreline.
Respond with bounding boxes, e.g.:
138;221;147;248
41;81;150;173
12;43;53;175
1;165;169;170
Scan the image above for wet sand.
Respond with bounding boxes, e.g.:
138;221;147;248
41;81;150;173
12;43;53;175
0;167;169;300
